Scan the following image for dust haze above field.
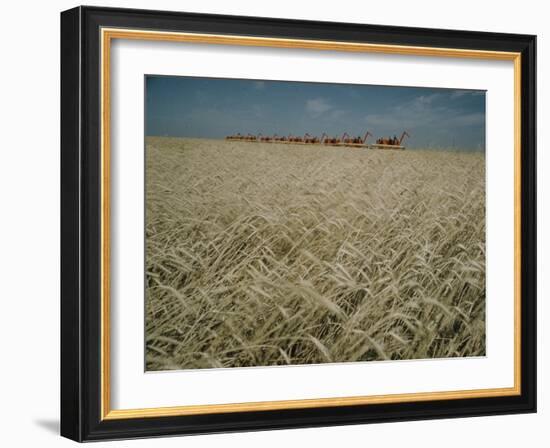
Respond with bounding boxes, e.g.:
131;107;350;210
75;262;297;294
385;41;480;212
145;138;486;371
145;75;486;151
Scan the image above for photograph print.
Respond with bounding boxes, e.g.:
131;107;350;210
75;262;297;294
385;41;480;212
144;76;486;371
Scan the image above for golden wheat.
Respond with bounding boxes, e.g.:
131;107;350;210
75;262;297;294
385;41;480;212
145;137;486;370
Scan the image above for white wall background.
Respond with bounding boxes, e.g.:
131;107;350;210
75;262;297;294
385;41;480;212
0;0;546;446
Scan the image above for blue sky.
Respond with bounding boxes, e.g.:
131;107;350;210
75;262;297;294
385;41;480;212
145;76;485;150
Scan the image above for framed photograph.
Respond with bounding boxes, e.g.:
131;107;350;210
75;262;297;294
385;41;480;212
60;6;536;442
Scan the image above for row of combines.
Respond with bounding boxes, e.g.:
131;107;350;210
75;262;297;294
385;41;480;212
225;130;410;150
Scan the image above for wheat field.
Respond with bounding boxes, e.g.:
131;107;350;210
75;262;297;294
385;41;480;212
145;137;486;371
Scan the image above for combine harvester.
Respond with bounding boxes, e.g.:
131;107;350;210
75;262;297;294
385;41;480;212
224;130;410;150
225;133;245;141
225;133;260;142
321;133;342;145
370;131;410;150
340;131;373;147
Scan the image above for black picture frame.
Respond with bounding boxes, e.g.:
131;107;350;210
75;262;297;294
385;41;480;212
61;5;536;442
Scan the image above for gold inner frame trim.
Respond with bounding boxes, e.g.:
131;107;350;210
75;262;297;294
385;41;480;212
100;27;522;421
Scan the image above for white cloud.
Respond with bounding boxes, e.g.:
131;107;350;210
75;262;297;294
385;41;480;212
305;98;332;115
330;109;346;120
364;92;484;135
415;93;441;105
451;112;486;126
450;90;467;99
450;90;486;99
